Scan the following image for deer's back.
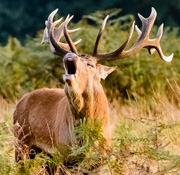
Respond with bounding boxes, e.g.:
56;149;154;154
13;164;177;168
13;88;73;153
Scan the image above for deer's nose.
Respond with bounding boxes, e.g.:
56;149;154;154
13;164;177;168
64;53;78;62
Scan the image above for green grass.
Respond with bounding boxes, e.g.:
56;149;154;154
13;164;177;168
1;91;180;174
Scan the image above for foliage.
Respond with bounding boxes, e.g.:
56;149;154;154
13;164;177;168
0;9;179;103
0;114;106;174
107;96;180;174
69;118;105;173
1;95;180;174
0;36;64;101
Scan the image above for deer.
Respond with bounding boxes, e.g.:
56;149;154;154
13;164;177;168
13;7;173;174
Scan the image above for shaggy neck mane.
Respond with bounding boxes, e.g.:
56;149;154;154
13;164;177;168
65;81;109;122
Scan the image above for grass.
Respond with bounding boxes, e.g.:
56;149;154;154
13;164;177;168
110;97;180;174
1;82;180;174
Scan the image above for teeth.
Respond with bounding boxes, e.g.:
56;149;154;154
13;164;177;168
67;57;73;61
63;74;76;81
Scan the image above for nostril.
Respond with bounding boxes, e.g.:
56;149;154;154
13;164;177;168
64;53;78;60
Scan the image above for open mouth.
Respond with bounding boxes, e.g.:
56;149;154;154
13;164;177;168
63;58;77;82
65;59;76;75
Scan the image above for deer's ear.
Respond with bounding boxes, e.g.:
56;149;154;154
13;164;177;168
97;64;117;80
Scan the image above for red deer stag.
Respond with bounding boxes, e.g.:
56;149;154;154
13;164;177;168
13;7;173;173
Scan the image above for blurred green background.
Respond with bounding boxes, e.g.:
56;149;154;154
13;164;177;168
0;0;180;102
0;0;180;45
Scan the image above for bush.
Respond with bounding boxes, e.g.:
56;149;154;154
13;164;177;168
0;9;179;102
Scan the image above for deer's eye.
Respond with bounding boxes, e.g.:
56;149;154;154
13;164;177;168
87;63;95;68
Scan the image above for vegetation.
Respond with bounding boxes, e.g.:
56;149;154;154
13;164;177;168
0;9;180;174
1;95;180;174
0;9;179;102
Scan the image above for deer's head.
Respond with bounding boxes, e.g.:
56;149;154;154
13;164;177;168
42;8;173;109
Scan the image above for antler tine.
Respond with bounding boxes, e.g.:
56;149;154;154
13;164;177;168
55;15;80;40
41;27;49;44
153;23;174;62
52;39;81;50
51;14;81;51
136;11;173;62
95;7;173;62
135;25;141;39
95;21;135;60
41;9;63;45
42;9;81;56
42;9;68;56
135;24;156;55
93;15;109;56
41;9;61;45
41;17;63;45
68;28;81;34
52;15;70;43
46;9;59;31
49;21;69;56
64;20;79;55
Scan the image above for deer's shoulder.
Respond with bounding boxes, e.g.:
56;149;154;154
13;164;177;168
17;88;66;108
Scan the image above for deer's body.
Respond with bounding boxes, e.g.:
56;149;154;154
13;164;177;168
14;73;111;160
14;88;72;154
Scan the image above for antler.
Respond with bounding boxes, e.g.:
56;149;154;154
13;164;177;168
93;15;109;56
93;7;173;62
42;9;81;56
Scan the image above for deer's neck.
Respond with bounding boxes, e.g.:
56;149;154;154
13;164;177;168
65;82;109;121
